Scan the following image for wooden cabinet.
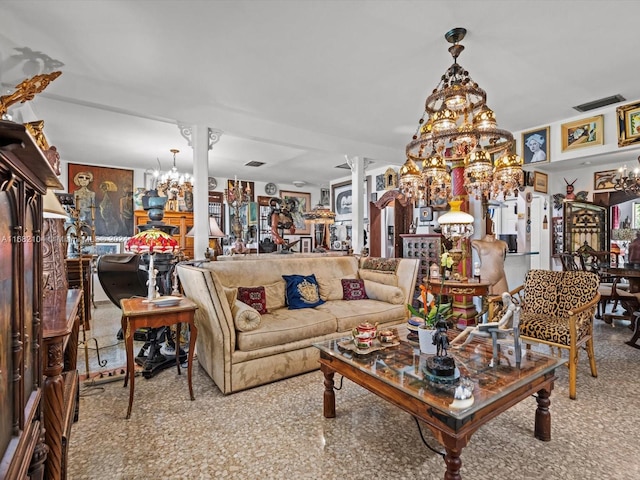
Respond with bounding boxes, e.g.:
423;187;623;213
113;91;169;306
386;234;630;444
0;120;62;480
562;201;608;253
401;234;442;307
42;289;81;480
134;210;194;259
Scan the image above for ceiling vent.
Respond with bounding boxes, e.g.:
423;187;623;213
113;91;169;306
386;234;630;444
573;94;626;112
245;161;265;167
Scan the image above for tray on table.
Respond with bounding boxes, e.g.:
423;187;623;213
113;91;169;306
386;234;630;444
338;337;400;355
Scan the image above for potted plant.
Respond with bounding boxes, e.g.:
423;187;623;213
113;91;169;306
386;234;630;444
407;284;452;354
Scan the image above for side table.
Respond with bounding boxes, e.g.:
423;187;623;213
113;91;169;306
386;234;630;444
426;278;491;328
120;296;198;419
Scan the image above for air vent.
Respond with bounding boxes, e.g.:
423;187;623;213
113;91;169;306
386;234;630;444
573;94;626;112
335;163;350;169
245;161;265;167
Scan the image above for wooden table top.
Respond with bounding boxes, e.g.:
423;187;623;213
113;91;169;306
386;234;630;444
120;296;197;317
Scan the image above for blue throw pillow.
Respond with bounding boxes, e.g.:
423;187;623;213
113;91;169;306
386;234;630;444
282;274;325;309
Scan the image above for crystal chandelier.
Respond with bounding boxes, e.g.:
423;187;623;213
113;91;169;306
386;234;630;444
613;158;640;194
402;28;522;202
153;149;192;192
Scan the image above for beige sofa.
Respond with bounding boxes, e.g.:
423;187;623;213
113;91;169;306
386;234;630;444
177;255;419;394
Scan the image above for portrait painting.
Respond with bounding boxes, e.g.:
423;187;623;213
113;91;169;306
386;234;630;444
521;127;550;164
280;190;311;234
67;163;134;237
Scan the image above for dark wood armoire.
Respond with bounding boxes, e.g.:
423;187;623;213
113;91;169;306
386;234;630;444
0;120;62;479
369;190;413;257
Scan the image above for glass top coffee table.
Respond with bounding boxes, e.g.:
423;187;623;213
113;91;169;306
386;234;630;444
314;325;565;480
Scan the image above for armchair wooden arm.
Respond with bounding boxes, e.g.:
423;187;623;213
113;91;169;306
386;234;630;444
487;285;524;321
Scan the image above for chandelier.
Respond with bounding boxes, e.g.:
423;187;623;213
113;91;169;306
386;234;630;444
613;157;640;194
153;149;192;193
402;27;523;202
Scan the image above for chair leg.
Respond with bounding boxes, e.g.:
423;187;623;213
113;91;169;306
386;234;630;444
586;337;598;378
569;345;578;400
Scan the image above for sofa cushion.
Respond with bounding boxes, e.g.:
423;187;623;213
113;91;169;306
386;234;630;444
283;274;325;309
342;278;368;300
318;300;407;332
236;307;337;351
265;280;286;311
238;286;267;314
223;286;238;308
358;269;399;286
364;280;404;304
318;275;356;301
232;300;262;332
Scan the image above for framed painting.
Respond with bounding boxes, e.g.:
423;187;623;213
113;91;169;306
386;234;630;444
521;127;550;164
67;163;134;237
320;188;330;206
332;180;352;222
280;190;311;234
617;101;640;147
300;236;313;253
95;242;121;255
533;171;548;194
594;169;618;191
561;115;604;152
419;206;433;224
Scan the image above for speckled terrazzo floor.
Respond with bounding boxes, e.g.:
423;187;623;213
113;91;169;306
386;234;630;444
69;303;640;480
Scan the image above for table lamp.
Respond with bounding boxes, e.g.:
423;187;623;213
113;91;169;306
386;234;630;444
186;216;226;260
125;229;180;301
437;200;474;280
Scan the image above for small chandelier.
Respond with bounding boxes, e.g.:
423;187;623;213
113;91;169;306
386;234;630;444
154;149;192;192
403;28;522;201
398;157;424;204
613;157;640;194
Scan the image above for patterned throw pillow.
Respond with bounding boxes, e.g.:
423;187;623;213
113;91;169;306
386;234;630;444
341;278;368;301
238;286;267;314
282;274;325;309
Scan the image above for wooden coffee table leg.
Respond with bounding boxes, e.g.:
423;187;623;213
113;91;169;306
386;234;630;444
320;364;335;418
534;387;552;441
443;448;462;480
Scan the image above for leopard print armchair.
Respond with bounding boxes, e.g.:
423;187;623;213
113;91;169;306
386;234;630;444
488;269;600;399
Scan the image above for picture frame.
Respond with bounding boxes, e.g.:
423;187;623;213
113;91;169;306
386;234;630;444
593;169;619;191
561;115;604;152
419;206;433;224
95;242;121;256
332;180;352;223
533;171;548;194
617;101;640;147
320;188;330;206
67;163;134;237
280;190;311;234
521;127;550;164
300;236;313;253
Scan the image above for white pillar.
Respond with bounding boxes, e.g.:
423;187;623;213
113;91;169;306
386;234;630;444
347;156;365;254
181;125;223;259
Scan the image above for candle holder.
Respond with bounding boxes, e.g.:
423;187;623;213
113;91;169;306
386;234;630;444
225;177;251;240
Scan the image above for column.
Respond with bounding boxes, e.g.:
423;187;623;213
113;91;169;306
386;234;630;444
180;124;223;259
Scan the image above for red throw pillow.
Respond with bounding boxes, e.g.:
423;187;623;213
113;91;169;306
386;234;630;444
341;278;368;301
238;286;267;314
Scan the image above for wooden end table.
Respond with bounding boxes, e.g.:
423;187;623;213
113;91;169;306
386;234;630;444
120;296;198;419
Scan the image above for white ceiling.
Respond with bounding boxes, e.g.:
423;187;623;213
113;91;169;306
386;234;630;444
3;0;640;188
